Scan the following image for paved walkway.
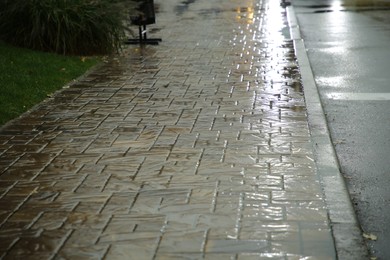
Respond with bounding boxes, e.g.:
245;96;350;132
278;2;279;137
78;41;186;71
0;0;339;259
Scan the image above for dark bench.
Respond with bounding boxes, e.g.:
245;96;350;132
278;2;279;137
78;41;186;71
126;0;162;45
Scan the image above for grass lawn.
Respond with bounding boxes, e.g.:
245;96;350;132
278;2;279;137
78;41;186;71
0;41;100;126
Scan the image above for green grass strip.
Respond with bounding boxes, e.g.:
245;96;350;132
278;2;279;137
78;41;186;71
0;41;100;126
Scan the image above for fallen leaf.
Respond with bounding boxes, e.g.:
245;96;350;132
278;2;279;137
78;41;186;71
363;233;377;241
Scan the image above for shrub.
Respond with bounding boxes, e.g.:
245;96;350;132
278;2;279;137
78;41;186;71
0;0;138;55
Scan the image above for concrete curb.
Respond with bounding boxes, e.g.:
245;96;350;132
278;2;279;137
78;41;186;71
286;5;369;260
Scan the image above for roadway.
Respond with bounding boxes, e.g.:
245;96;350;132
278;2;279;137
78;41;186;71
292;0;390;259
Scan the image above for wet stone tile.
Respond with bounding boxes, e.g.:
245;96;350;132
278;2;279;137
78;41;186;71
284;175;322;193
4;229;71;259
286;206;328;222
242;205;285;221
21;200;78;214
32;212;67;230
56;245;110;260
0;180;16;196
3;171;34;184
158;230;206;254
0;237;19;256
206;240;269;254
272;190;323;203
159;203;211;215
155;253;205;260
64;229;102;247
104;242;157;259
269;240;302;256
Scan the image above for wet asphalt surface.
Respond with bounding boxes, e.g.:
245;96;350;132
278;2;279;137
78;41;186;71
292;0;390;259
0;0;361;259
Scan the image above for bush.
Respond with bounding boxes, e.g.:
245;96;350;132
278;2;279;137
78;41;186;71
0;0;138;55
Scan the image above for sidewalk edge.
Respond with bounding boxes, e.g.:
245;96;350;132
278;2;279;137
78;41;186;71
286;6;369;260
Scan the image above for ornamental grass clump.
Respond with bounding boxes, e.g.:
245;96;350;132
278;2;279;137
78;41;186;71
0;0;138;55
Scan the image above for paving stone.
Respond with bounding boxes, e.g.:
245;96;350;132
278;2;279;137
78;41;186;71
56;245;110;260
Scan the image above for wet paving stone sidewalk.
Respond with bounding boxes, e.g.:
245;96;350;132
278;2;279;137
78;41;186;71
0;0;336;259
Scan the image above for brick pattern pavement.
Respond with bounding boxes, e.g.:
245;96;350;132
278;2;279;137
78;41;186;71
0;0;336;259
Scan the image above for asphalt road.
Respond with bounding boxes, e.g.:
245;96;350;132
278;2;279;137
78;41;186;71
292;0;390;259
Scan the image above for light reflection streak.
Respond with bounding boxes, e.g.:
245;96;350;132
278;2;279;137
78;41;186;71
232;0;304;131
236;6;255;24
265;0;287;43
332;1;344;11
316;76;346;87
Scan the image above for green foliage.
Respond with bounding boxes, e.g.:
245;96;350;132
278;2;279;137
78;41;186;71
0;0;138;55
0;41;99;125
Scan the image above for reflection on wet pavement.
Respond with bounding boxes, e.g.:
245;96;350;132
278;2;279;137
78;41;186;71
175;0;197;15
300;0;390;13
0;0;335;258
